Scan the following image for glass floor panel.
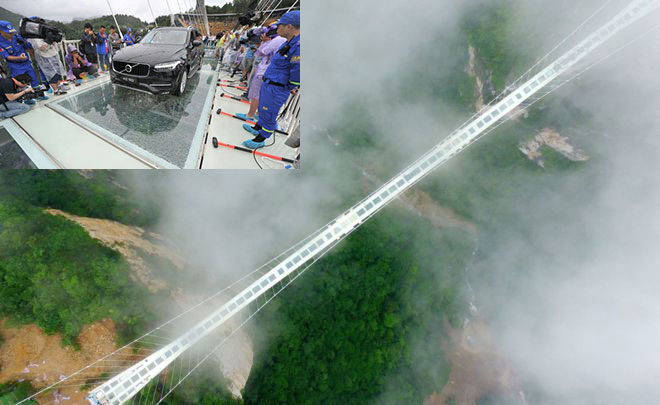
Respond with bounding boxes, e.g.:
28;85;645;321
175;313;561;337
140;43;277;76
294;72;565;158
0;127;36;169
52;70;217;168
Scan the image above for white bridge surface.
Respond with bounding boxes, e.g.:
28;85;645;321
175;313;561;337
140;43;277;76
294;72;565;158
86;0;659;403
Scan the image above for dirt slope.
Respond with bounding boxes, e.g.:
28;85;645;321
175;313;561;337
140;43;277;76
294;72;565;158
45;209;183;293
0;319;117;404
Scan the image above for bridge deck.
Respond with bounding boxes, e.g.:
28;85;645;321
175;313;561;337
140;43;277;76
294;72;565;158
0;58;299;169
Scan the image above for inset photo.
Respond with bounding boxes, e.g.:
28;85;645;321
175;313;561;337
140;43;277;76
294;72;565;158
0;0;300;169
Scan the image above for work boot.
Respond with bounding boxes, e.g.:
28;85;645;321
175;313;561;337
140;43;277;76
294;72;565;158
242;139;265;149
236;113;257;122
242;124;259;136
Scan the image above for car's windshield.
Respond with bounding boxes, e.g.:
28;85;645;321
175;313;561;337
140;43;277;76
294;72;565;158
140;30;188;45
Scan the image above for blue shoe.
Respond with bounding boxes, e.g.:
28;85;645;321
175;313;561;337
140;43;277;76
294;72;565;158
75;79;82;86
242;124;259;136
47;88;53;94
24;99;35;105
88;75;98;80
242;139;265;149
37;95;49;101
236;113;257;122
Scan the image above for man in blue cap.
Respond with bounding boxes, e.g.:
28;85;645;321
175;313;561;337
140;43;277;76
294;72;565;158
123;28;135;46
0;20;48;104
241;10;300;149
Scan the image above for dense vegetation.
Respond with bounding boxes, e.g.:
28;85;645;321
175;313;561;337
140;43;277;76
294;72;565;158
0;201;154;346
205;0;299;15
0;171;160;228
154;362;242;405
0;381;37;404
463;0;524;94
243;209;473;403
0;6;23;28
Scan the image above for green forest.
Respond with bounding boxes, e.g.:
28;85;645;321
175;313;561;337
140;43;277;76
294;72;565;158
0;200;154;346
0;171;160;228
242;209;472;403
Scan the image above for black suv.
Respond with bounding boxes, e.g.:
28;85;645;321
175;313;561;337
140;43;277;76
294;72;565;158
110;27;204;96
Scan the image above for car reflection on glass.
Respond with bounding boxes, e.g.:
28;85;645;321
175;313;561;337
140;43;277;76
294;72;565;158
110;27;204;96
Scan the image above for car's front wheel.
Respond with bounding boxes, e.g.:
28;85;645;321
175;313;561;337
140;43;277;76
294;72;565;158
174;69;188;96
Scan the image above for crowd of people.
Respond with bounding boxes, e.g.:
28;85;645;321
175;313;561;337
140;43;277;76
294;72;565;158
0;10;300;138
213;10;300;149
0;18;140;119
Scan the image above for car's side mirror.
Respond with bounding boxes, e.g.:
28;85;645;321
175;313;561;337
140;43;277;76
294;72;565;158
192;40;202;47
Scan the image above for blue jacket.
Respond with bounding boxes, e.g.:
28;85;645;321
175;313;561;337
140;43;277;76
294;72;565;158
123;33;135;46
95;32;109;55
264;34;300;91
0;34;33;66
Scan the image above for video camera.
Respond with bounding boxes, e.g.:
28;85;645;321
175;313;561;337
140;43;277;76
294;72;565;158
238;11;262;27
20;84;48;101
19;17;63;45
240;28;262;46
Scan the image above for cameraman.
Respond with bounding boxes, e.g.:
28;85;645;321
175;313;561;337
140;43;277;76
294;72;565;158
80;23;98;70
0;21;43;91
0;73;35;119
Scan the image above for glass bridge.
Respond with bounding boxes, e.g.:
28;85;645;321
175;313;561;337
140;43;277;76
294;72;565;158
49;60;219;168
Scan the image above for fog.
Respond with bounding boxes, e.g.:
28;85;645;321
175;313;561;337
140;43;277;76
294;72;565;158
120;0;660;402
467;1;660;403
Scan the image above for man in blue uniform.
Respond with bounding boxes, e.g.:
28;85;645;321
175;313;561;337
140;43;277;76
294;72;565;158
0;21;48;104
242;10;300;149
123;28;135;46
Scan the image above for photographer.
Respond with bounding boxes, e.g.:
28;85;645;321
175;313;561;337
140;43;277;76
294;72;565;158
123;28;135;46
28;36;67;95
80;23;98;70
236;25;286;122
242;11;300;149
65;45;97;85
108;26;122;57
221;32;241;67
0;73;35;119
0;20;43;91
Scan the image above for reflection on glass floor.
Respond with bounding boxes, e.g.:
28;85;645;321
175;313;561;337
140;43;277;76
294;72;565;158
52;70;217;168
0;127;36;169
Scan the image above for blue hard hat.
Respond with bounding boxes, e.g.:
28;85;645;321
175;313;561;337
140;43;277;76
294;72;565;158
276;11;300;27
127;27;132;32
0;21;16;34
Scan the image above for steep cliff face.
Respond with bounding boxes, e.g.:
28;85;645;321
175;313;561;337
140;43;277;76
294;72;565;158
45;208;182;293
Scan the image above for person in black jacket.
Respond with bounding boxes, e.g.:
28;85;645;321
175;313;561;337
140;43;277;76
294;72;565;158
80;23;98;69
0;73;34;119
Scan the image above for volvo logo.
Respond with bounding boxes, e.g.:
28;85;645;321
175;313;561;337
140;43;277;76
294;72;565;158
125;64;133;73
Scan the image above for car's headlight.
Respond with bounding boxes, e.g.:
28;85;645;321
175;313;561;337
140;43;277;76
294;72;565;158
154;61;182;71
